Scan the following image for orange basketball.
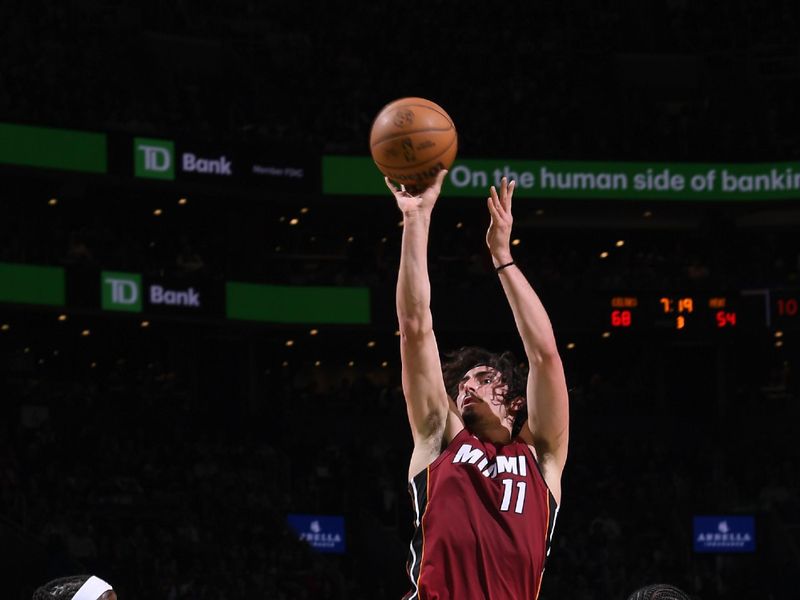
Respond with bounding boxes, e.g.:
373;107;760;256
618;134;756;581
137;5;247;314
369;97;457;189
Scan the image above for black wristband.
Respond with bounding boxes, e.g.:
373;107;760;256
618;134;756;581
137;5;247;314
495;261;515;273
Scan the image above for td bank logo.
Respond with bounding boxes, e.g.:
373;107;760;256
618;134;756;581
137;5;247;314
134;137;175;180
102;271;142;312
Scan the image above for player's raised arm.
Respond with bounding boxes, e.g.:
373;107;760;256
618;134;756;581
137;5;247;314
387;171;453;478
486;177;569;503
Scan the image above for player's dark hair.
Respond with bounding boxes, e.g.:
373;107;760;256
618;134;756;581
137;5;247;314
627;584;692;600
442;346;528;436
32;575;92;600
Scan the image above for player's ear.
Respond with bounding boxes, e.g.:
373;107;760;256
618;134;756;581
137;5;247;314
510;395;525;413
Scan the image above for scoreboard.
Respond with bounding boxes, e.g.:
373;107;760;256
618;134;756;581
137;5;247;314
605;290;799;332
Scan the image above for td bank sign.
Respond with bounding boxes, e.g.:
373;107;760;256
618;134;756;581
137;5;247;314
102;272;142;312
134;137;233;180
101;271;203;313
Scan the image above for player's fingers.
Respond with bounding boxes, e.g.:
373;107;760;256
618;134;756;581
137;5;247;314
492;198;503;223
506;180;515;211
431;169;448;193
491;185;506;217
487;197;502;230
489;192;502;217
385;177;399;194
499;177;512;210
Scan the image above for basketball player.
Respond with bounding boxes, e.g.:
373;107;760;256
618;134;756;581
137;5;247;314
386;171;569;599
32;575;115;600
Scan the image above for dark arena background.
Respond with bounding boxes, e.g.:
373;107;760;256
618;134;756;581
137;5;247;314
2;2;800;599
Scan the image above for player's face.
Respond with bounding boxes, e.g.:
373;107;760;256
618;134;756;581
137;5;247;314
456;365;509;423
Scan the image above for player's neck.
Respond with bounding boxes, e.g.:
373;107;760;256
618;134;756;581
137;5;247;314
471;421;513;445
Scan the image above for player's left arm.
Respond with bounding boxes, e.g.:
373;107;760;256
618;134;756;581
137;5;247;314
486;177;569;504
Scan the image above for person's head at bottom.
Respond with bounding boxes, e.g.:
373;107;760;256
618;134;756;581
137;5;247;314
627;583;691;600
33;575;116;600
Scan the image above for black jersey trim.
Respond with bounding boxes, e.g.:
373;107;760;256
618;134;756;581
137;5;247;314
534;489;560;600
403;467;429;600
545;491;559;557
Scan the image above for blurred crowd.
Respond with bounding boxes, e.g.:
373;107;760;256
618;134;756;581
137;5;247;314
1;1;800;160
1;342;400;598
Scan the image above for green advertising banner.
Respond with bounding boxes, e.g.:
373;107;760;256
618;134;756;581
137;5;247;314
0;123;107;173
323;155;800;201
0;263;65;306
226;282;370;324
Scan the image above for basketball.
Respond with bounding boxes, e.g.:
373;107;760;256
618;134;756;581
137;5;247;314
369;97;457;189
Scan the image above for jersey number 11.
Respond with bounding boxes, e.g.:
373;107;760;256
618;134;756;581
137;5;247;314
500;479;526;514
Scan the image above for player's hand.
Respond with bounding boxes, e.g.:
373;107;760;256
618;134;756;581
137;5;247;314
486;177;515;265
385;169;448;216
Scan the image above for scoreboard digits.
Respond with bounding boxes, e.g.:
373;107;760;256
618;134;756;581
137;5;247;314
774;293;799;330
610;309;632;327
610;296;637;328
605;293;770;332
776;296;798;318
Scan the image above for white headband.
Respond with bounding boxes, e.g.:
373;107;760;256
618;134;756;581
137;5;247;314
71;576;112;600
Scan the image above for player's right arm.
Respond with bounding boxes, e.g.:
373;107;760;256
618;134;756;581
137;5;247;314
386;171;457;480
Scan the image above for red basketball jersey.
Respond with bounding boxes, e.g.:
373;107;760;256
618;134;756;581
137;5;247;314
403;428;559;600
